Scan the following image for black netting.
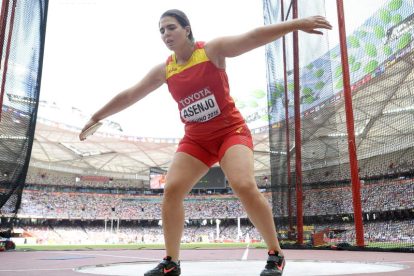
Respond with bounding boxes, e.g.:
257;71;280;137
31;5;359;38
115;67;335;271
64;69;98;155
0;0;48;235
264;0;414;252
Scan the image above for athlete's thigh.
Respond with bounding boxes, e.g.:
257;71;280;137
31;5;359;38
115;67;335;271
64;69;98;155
220;145;255;186
165;152;210;197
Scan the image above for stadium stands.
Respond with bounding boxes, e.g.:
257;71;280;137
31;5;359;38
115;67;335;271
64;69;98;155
1;144;411;247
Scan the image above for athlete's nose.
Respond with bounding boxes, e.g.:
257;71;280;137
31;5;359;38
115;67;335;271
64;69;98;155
164;29;171;38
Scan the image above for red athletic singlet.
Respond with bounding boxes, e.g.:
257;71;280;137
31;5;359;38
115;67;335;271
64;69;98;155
166;41;246;140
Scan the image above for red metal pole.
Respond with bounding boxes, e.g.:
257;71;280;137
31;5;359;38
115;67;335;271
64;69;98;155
292;0;304;245
336;0;365;247
280;0;293;233
0;0;10;65
0;0;10;120
0;0;17;121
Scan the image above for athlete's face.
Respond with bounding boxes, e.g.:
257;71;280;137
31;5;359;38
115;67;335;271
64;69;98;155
159;16;190;51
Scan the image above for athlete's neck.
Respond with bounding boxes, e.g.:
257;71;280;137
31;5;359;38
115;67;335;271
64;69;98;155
174;42;195;65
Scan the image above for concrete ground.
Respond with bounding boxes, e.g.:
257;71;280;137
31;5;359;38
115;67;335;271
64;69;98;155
0;247;412;276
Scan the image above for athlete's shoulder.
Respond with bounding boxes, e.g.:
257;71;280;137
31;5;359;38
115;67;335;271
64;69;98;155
195;41;205;49
166;55;173;65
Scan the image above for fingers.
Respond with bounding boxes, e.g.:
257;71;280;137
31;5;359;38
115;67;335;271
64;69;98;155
313;15;333;30
79;118;101;141
79;124;91;141
309;30;324;35
321;20;333;30
315;20;332;30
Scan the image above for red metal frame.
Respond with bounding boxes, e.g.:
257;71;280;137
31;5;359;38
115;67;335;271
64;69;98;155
280;0;293;233
0;0;10;119
292;0;304;245
0;0;10;63
336;0;365;247
0;0;17;121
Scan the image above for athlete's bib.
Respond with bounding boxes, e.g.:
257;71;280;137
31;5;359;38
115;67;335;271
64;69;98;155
180;87;221;123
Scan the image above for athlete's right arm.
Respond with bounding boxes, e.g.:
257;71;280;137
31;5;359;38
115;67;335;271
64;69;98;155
80;63;166;139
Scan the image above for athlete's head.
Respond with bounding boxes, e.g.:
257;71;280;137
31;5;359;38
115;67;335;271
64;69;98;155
159;9;194;50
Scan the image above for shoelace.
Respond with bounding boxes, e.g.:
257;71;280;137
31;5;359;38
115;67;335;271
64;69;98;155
155;263;166;270
265;258;284;270
265;260;278;269
156;259;177;270
155;259;169;270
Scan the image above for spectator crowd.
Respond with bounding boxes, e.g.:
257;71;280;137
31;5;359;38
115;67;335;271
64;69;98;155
10;179;413;219
15;219;414;246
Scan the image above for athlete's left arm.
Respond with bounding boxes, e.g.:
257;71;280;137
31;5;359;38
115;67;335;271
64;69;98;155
205;16;332;61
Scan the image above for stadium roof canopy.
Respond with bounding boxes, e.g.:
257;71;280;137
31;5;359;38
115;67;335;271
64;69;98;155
29;50;414;179
30;121;272;178
269;50;414;173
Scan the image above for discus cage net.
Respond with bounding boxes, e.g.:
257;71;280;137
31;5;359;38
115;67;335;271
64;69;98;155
0;0;48;237
264;0;414;252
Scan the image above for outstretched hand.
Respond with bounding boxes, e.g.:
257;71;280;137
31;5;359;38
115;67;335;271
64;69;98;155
299;16;333;35
79;118;99;141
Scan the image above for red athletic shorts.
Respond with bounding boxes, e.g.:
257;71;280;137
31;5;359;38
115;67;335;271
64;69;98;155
176;124;254;167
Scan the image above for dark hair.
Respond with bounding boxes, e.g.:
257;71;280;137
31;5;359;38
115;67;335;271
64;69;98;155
160;9;195;43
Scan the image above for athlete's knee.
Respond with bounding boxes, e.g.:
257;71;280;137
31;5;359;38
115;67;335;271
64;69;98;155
229;179;257;197
163;182;188;202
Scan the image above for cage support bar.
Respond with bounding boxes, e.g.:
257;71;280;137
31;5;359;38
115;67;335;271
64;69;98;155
336;0;365;247
292;0;304;245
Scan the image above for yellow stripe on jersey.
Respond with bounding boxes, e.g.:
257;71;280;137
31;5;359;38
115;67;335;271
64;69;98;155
166;48;210;79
